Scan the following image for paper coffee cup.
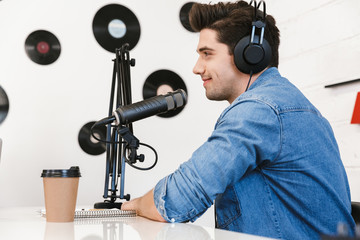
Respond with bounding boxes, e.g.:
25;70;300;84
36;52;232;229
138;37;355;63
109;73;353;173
41;166;81;222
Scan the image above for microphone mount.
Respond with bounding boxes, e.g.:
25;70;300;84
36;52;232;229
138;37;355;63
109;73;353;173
118;126;144;164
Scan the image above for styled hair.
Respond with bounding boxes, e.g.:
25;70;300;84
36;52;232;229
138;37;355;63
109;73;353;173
189;1;280;68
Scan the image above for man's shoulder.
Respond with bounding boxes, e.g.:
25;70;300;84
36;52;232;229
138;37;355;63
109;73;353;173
238;74;317;114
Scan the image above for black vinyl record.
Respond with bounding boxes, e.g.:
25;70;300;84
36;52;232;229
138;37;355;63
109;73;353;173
78;121;106;156
25;30;61;65
179;2;195;32
143;70;188;118
0;86;9;125
92;4;141;52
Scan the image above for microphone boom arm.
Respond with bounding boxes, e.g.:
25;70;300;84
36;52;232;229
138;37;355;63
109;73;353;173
92;45;187;210
94;44;135;209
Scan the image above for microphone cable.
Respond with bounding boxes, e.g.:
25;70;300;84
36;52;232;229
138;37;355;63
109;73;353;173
90;119;158;171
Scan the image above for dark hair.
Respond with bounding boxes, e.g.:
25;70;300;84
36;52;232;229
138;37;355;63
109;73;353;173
189;1;280;68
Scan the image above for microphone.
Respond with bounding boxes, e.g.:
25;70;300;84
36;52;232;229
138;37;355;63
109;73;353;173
113;89;187;125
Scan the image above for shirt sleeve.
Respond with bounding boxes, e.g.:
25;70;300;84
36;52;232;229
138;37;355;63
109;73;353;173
153;99;281;223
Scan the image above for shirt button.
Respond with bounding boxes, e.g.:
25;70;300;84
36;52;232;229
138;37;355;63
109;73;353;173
170;218;175;223
160;205;164;210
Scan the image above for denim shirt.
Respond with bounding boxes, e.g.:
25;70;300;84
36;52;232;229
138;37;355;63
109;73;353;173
154;67;355;239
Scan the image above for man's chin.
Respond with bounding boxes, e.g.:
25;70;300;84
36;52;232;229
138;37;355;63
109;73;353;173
205;93;225;101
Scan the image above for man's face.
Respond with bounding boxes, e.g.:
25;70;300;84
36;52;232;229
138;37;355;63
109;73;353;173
193;28;242;103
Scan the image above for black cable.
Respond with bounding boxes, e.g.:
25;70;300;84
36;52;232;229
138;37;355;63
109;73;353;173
91;118;121;144
90;120;158;171
245;70;253;92
124;142;158;171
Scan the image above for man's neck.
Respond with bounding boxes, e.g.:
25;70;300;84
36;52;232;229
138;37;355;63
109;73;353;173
227;68;268;104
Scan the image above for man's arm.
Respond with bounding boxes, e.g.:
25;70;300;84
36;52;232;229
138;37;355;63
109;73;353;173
121;188;167;222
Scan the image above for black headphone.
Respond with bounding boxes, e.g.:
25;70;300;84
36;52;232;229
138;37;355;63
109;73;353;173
234;0;272;74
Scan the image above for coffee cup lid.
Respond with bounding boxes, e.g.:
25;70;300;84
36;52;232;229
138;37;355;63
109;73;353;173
41;166;81;177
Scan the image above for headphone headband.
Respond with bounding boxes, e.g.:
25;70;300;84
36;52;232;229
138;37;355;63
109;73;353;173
233;0;272;74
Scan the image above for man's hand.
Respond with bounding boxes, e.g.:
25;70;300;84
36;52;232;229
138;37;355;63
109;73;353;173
121;188;167;222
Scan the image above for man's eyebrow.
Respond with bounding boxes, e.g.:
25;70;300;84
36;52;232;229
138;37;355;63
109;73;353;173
197;46;215;53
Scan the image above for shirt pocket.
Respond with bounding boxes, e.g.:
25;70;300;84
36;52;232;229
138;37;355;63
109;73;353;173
215;186;242;228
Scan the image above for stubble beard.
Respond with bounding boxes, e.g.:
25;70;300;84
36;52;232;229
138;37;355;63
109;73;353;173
205;87;228;101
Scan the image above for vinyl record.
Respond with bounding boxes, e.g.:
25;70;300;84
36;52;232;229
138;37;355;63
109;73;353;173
0;86;9;125
179;2;195;32
92;4;141;52
143;70;188;118
25;30;61;65
78;121;106;156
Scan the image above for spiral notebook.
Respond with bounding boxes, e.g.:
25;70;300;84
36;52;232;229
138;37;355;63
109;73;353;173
40;209;137;219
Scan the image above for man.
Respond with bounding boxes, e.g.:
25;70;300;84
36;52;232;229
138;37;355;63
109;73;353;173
122;1;355;239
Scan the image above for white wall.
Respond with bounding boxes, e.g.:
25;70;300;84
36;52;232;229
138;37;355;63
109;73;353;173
0;0;359;228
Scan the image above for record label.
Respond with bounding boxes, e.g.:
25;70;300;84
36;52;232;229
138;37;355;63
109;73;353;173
143;70;188;118
0;86;9;125
78;121;106;156
93;4;141;52
25;30;61;65
36;41;50;54
108;19;127;38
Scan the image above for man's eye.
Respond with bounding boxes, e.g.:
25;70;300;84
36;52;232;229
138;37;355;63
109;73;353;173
204;52;209;56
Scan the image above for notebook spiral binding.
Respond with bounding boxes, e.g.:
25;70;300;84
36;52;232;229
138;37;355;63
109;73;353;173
39;209;137;219
75;209;137;219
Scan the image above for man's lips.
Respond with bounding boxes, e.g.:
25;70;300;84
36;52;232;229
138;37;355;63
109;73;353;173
202;77;211;87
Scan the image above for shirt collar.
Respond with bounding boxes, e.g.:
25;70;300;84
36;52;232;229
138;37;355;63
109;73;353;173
247;67;280;91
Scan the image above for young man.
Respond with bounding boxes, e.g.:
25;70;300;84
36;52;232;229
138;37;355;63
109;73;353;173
122;1;355;239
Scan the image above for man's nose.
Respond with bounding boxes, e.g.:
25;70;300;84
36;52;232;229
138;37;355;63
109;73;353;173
193;58;205;75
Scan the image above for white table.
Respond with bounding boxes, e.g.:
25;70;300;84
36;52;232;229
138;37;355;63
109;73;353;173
0;207;274;240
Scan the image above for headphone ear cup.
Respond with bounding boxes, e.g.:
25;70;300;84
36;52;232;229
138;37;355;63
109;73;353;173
234;35;272;74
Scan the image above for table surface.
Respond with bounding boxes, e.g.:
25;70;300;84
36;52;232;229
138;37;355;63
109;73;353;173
0;207;274;240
